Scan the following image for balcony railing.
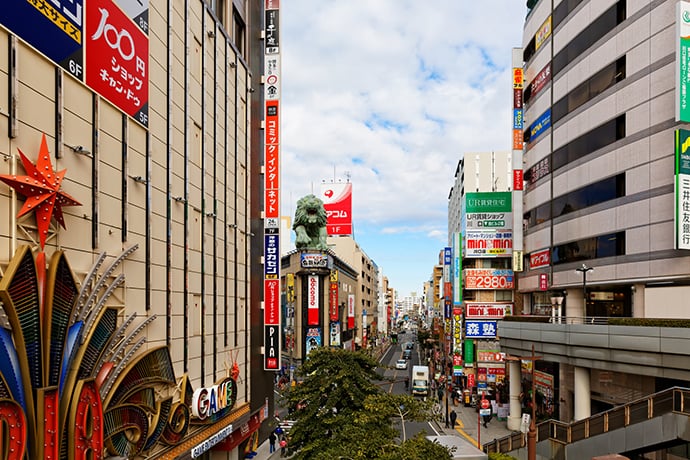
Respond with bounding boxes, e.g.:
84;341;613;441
483;387;690;454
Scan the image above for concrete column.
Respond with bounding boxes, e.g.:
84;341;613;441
565;287;585;321
574;366;591;421
632;283;644;318
507;360;522;431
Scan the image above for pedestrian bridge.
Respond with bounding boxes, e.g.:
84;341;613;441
482;387;690;459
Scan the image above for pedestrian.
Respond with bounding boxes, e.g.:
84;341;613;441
483;406;492;428
437;387;443;402
268;431;276;453
449;409;457;429
279;435;287;457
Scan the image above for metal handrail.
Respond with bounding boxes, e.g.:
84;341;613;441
483;386;690;454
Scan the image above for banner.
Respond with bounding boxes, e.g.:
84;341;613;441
320;182;353;235
307;275;319;325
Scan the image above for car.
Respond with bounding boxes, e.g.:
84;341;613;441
402;349;412;360
405;342;414;350
395;359;408;370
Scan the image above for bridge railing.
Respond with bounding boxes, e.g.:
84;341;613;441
483;387;690;454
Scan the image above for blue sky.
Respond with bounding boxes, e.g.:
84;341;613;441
280;1;527;297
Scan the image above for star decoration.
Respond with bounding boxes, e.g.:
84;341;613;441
0;133;81;249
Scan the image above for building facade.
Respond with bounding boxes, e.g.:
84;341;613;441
0;1;268;458
506;0;690;434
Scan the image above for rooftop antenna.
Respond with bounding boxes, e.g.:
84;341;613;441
344;171;351;183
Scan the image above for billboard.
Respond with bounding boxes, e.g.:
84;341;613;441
465;230;513;257
264;0;281;370
86;0;149;126
307;275;319;325
465;303;513;319
675;129;690;249
465;320;498;339
0;0;84;80
465;268;514;290
320;182;353;235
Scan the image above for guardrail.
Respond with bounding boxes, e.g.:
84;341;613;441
483;387;690;454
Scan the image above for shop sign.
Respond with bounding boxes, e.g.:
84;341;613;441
465;302;512;319
529;248;550;269
464;269;514;290
528;108;551;144
465;320;498;338
301;253;328;268
191;424;234;458
191;377;238;421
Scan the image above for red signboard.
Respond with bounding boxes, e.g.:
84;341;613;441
265;100;280;219
464;269;514;290
513;169;523;191
530;249;550;269
329;282;338;321
307;275;319;325
320;182;353;235
467;373;475;389
347;294;355;329
86;0;149;126
264;279;280;324
539;273;549;291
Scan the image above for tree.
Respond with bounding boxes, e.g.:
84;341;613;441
280;348;452;459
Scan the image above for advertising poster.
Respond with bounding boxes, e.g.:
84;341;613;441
347;294;355;329
306;327;321;356
1;0;84;80
86;0;149;126
465;230;513;257
329;321;341;347
320;182;353;235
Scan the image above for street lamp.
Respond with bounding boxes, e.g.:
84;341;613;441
575;264;593;315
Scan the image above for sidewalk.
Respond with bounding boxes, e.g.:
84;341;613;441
441;399;516;449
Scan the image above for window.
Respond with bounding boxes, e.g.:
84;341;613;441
523;173;625;230
233;7;246;57
552;57;625;123
495;290;513;302
553;0;586;29
552;1;626;76
551;232;625;265
552;115;625;171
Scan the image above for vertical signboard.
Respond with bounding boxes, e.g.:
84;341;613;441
452;233;462;306
677;1;690;122
443;247;452;319
329;270;339;321
320;182;353;235
347;294;355;329
675;129;690;249
0;0;84;81
307;275;319;325
86;0;149;126
264;0;281;370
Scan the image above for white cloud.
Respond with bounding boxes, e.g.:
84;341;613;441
281;1;526;295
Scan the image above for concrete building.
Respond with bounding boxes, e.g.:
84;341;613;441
0;1;269;458
327;236;381;347
497;0;690;457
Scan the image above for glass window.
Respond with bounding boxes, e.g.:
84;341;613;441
553;1;625;76
551;232;625;265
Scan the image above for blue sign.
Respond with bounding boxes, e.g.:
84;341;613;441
444;247;452;265
528;108;551;143
1;0;84;80
465;320;498;338
264;234;279;276
513;108;523;129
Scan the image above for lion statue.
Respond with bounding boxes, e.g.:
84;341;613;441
293;194;329;251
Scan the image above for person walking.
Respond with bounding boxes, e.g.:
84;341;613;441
279;435;287;457
449;409;457;429
268;431;277;453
